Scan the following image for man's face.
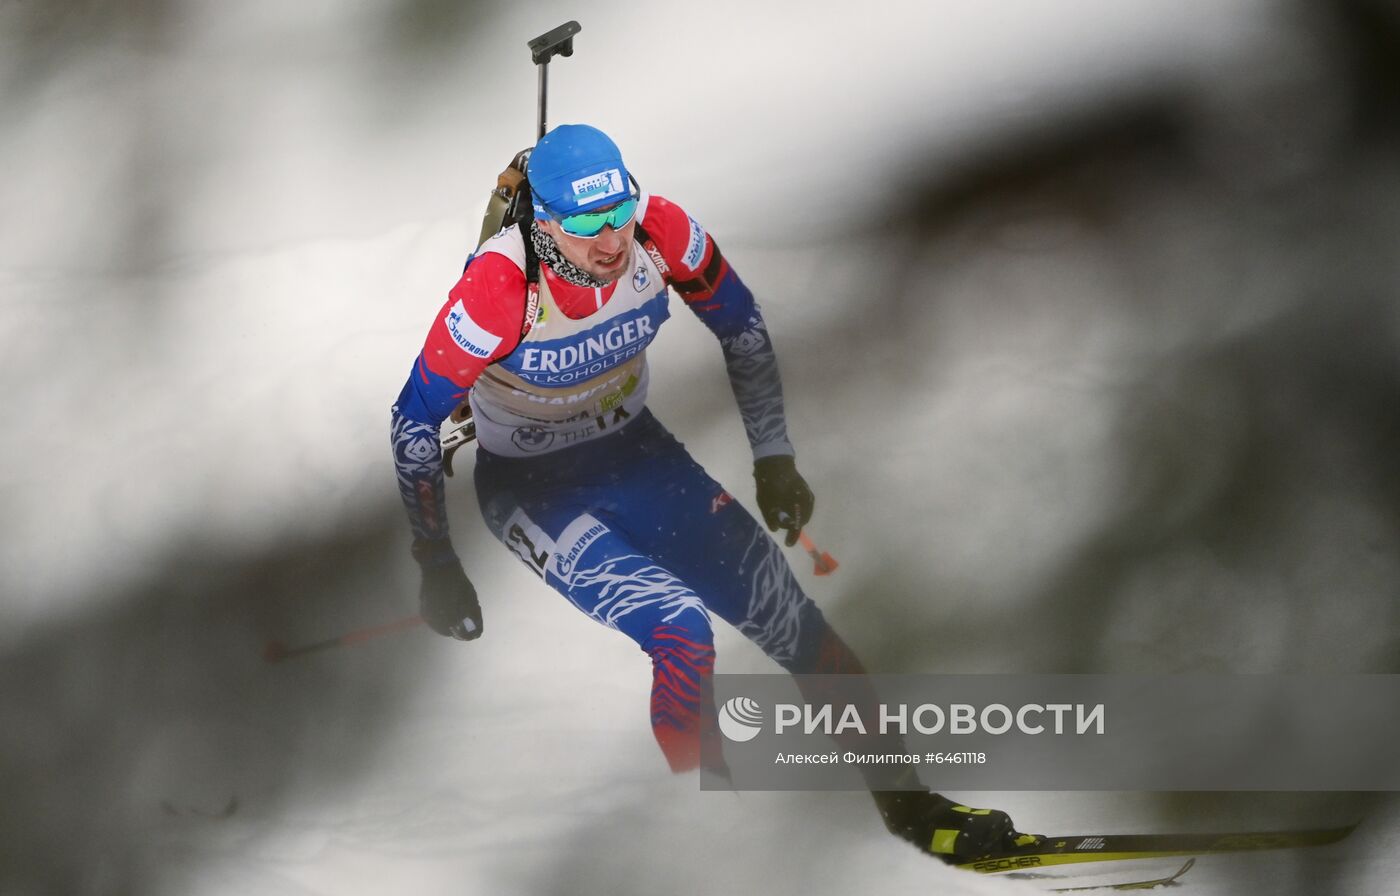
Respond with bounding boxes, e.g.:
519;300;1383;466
541;213;636;283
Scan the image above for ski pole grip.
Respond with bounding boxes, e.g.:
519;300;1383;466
528;21;581;65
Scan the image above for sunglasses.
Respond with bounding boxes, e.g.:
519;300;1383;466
556;195;639;238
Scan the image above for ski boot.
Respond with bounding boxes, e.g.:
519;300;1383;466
873;789;1041;863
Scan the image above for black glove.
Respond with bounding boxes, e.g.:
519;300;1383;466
419;561;483;640
413;542;483;641
753;454;814;547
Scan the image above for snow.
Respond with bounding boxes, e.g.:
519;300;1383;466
2;1;1397;894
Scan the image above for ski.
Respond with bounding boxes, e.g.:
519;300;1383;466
956;823;1356;874
1047;857;1195;891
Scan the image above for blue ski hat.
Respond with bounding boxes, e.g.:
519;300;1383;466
527;124;632;219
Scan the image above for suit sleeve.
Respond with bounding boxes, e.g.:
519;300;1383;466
390;253;526;560
642;195;795;460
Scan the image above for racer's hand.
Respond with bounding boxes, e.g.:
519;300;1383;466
754;454;814;547
412;540;483;641
419;560;483;640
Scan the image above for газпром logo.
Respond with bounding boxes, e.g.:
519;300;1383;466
718;696;764;742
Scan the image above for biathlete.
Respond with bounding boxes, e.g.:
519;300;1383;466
389;123;1038;861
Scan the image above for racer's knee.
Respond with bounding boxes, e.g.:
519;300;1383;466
641;617;717;686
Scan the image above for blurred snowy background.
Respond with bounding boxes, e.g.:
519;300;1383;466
2;0;1397;893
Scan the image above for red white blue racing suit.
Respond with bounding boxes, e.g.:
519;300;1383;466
391;194;862;771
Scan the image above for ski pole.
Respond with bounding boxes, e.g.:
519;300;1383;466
262;615;426;663
798;531;839;576
528;20;581;139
